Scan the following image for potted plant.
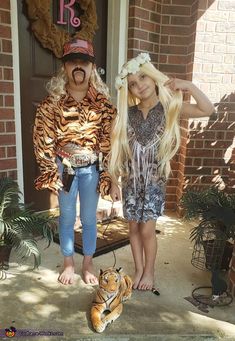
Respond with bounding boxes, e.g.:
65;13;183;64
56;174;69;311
180;186;235;271
0;177;56;269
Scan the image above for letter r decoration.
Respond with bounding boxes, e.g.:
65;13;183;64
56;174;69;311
57;0;81;28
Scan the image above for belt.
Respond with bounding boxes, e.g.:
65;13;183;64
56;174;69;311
57;148;98;168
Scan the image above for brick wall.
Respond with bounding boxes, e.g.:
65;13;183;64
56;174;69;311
0;0;16;180
184;0;235;195
160;0;198;209
128;0;161;64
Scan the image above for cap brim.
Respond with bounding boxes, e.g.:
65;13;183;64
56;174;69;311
62;52;95;63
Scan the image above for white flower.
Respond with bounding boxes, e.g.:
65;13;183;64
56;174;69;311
115;52;152;90
115;76;124;90
126;60;140;74
136;53;151;65
120;68;128;78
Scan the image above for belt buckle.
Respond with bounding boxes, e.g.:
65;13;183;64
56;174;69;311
71;154;89;168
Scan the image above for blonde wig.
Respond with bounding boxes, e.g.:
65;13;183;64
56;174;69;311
46;65;110;101
109;55;183;184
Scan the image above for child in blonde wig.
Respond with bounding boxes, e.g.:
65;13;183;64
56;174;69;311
109;53;214;291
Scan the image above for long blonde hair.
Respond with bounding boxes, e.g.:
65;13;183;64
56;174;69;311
46;65;110;100
109;60;182;184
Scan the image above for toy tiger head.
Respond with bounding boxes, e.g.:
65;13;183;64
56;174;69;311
91;267;132;333
98;267;123;293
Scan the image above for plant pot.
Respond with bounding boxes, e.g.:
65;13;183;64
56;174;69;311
202;239;233;271
0;244;12;270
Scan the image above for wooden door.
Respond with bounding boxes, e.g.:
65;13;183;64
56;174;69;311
18;0;108;211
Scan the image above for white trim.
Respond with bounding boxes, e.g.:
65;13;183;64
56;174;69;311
106;0;129;103
10;0;24;198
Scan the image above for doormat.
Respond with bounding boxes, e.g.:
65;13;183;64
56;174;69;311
53;217;130;257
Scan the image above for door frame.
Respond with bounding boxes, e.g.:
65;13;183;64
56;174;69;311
11;0;129;204
10;0;24;198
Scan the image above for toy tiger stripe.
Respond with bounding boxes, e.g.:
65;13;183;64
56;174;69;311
91;267;132;333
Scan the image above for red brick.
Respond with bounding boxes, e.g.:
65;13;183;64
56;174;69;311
2;39;12;53
129;17;140;28
172;0;192;4
3;68;13;80
149;32;159;43
131;7;150;20
170;36;189;45
7;146;16;157
129;28;148;40
214;150;223;158
0;122;5;132
162;5;190;16
203;159;225;167
168;55;188;65
0;171;8;178
0;108;14;119
160;45;188;55
0;10;11;24
0;146;6;158
140;40;154;51
128;39;140;49
5;121;15;132
150;12;159;22
160;35;169;45
159;55;167;63
4;95;13;106
161;26;189;36
7;170;17;179
0;25;11;39
0;158;17;170
159;63;186;75
0;0;10;10
185;166;212;175
187;149;214;157
171;16;191;26
129;0;141;6
195;141;204;148
141;0;156;11
0;134;16;145
140;20;155;31
165;202;176;210
162;16;170;25
0;81;14;94
0;54;12;67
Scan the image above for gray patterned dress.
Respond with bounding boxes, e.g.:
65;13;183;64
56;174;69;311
122;102;166;222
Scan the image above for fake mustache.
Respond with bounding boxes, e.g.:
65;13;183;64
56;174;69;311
72;67;86;84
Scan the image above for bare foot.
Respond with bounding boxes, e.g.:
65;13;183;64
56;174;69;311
82;256;98;285
58;256;75;285
132;269;143;290
138;271;154;291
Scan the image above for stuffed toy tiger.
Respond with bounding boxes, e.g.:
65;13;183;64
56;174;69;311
91;267;132;333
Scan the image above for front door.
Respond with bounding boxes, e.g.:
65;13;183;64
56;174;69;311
18;0;108;211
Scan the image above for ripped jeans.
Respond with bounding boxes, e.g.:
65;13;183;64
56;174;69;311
58;161;99;257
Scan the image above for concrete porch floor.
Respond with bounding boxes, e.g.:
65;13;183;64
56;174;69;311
0;212;235;341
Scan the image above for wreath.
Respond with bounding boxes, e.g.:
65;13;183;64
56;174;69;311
25;0;98;58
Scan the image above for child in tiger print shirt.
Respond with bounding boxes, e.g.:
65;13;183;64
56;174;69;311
33;38;116;286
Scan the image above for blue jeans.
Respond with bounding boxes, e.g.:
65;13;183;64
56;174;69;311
58;163;99;257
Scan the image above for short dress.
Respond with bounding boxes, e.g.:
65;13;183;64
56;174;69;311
122;102;166;222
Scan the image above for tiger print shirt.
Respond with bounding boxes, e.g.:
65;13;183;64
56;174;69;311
33;85;116;196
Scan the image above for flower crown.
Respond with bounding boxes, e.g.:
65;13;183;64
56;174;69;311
115;53;151;90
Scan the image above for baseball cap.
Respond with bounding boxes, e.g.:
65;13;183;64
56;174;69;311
62;38;95;63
